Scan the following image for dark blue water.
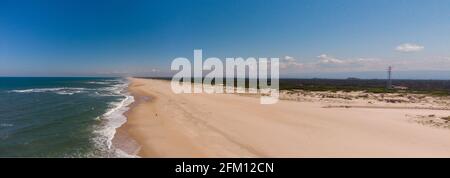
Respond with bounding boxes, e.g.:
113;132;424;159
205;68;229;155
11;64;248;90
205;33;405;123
0;77;133;157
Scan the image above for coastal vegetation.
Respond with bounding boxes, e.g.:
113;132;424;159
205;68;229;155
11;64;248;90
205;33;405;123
138;77;450;96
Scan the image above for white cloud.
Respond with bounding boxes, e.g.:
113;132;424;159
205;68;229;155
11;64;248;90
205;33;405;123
284;56;296;62
151;68;160;73
279;53;450;76
395;43;424;52
304;54;385;72
435;56;450;61
317;54;344;64
280;56;303;69
354;58;378;62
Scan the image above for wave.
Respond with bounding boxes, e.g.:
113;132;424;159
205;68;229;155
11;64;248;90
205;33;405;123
9;84;125;96
86;81;112;85
10;87;88;95
91;79;138;157
0;123;14;127
90;82;130;97
7;79;138;157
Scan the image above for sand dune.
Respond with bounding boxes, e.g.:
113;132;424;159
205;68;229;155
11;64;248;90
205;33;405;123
114;78;450;157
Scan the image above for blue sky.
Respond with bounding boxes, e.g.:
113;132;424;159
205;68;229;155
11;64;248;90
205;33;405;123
1;0;450;78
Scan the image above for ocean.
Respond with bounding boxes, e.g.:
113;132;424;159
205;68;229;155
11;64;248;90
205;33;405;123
0;77;134;157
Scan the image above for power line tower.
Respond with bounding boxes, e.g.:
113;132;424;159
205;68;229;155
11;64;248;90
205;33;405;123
387;66;392;89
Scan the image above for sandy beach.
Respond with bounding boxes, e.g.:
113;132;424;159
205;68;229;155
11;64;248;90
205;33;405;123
113;78;450;157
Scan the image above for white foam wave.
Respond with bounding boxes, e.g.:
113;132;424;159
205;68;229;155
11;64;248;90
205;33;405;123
0;123;14;127
10;87;88;95
86;81;112;85
115;148;140;158
92;79;137;157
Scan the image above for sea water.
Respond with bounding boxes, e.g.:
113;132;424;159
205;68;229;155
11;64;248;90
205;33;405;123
0;77;134;157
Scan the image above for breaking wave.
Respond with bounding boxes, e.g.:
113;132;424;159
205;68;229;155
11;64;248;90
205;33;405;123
10;88;89;95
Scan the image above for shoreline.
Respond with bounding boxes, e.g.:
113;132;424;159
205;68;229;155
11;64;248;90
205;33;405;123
114;78;450;157
93;78;136;157
110;79;141;157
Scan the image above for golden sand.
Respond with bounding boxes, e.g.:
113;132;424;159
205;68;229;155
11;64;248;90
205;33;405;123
113;78;450;157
